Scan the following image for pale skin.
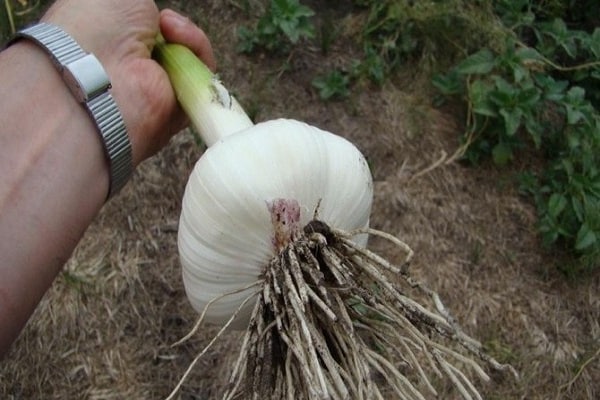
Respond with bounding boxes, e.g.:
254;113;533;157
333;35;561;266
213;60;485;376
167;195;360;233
0;0;216;358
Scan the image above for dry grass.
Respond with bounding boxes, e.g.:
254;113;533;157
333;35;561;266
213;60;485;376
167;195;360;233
1;1;599;399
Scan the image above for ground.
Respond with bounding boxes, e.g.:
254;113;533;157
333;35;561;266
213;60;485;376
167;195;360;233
1;1;599;399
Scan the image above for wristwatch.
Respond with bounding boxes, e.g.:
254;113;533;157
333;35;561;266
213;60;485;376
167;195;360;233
8;22;133;199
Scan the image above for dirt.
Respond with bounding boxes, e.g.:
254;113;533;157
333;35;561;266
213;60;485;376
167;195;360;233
1;1;598;399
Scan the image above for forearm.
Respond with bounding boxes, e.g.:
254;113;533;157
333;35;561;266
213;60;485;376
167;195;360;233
0;1;216;358
0;41;109;355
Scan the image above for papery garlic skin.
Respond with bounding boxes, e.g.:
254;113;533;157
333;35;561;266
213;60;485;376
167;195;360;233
178;118;373;326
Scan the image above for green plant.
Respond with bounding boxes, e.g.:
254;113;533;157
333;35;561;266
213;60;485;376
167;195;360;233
311;69;350;100
353;0;505;84
237;0;315;54
1;0;44;44
433;1;600;275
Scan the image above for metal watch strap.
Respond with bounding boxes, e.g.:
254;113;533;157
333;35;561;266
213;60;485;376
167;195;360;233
10;23;132;199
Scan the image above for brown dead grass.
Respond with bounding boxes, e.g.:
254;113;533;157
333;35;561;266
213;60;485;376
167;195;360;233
1;1;599;399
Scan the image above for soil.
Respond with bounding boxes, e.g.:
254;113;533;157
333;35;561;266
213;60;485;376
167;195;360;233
1;1;598;399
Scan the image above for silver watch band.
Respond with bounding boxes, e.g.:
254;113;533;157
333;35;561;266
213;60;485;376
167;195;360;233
9;23;133;199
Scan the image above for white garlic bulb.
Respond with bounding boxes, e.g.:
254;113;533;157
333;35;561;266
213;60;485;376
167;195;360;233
178;118;373;326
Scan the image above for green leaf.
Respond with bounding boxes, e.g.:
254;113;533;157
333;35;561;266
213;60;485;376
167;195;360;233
517;85;541;108
524;114;543;148
455;49;496;75
536;74;568;102
548;193;567;218
566;86;586;102
561;159;574;178
565;105;585;125
293;4;315;18
575;223;597;250
470;80;496;117
312;70;350;100
515;46;544;62
431;72;463;95
237;27;258;53
512;65;528;83
591;28;600;59
491;76;516;104
566;132;581;150
499;107;523;136
572;196;584;222
492;142;512;165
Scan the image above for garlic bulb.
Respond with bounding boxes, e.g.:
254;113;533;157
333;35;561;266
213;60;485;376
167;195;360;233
178;118;373;326
157;38;515;400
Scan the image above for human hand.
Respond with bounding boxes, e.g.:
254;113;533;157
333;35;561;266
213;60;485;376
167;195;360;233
41;1;216;165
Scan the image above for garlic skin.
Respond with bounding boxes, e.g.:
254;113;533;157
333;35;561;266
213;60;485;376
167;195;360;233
178;118;373;326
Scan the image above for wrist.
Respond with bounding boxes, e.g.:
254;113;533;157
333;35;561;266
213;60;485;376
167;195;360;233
0;40;110;205
0;40;112;350
8;23;133;199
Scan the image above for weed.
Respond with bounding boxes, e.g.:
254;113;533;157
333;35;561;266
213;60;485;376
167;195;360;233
0;0;45;44
236;0;600;275
311;69;350;100
353;0;507;83
433;1;600;275
237;0;315;54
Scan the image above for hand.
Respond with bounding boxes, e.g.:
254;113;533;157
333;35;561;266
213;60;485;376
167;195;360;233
0;1;218;357
42;1;216;165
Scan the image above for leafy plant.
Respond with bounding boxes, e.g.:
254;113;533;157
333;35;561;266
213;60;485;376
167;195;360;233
237;0;315;54
234;0;600;274
353;0;505;84
1;0;45;44
433;2;600;275
311;69;351;100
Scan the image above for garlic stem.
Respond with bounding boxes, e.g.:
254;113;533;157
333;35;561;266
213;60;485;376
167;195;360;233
153;35;254;146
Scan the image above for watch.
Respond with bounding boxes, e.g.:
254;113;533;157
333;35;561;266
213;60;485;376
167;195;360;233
9;22;133;199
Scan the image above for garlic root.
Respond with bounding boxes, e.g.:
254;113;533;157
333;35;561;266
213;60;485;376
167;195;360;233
175;220;517;400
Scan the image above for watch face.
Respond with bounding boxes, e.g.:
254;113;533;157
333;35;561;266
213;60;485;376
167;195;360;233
62;54;110;103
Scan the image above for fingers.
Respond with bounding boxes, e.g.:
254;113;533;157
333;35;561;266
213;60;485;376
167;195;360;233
159;9;217;72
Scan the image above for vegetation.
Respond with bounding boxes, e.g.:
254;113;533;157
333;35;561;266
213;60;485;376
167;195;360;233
236;0;315;54
433;0;600;276
0;0;47;44
237;0;600;276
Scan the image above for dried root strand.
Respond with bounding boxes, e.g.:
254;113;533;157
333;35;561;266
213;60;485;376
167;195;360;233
170;220;517;400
